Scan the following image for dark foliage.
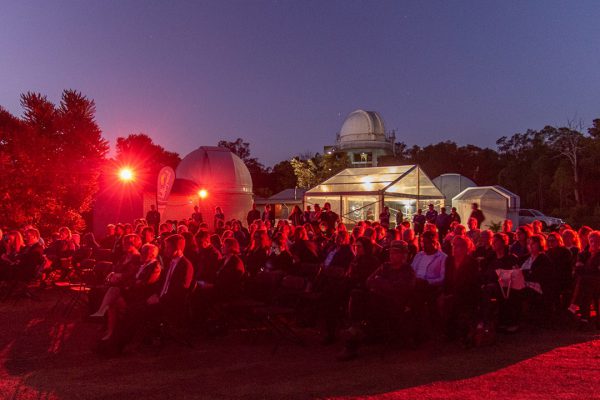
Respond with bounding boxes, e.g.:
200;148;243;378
0;90;108;234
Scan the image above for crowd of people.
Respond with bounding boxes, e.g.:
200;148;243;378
1;201;599;361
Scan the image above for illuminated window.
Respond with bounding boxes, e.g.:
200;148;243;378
353;152;372;163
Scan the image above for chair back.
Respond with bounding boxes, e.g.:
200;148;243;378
93;248;113;262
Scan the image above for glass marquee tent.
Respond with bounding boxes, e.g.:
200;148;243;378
304;165;445;226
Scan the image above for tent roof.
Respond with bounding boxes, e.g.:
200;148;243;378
453;185;520;209
305;165;444;199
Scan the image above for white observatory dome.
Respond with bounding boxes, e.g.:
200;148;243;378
338;109;386;143
176;146;252;194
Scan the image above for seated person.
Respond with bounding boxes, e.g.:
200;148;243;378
474;230;495;266
47;227;77;269
339;240;416;361
212;238;245;301
322;231;354;277
243;229;270;277
194;229;222;284
289;226;320;266
106;234;143;288
0;231;24;280
110;234;193;353
347;237;381;290
569;231;600;325
411;230;447;301
488;233;522;332
265;232;294;273
195;238;246;313
521;234;556;324
92;243;162;342
443;235;480;342
17;228;45;281
317;231;354;344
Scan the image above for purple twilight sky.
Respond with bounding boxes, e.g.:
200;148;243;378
1;0;600;166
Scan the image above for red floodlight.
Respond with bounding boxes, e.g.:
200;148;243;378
197;189;208;199
118;167;135;182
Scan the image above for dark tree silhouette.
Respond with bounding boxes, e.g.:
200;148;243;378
0;90;108;234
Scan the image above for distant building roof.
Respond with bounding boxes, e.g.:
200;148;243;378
268;188;306;202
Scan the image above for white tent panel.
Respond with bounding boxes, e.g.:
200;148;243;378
452;186;520;230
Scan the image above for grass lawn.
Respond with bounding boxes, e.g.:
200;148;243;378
1;289;599;400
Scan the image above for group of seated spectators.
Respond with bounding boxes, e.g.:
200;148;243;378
1;202;599;361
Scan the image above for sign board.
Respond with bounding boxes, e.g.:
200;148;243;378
156;166;175;214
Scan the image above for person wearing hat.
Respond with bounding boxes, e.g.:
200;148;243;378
338;240;417;361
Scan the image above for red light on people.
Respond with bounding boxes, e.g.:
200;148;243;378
118;167;135;182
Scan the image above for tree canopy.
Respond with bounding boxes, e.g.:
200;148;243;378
0;90;108;234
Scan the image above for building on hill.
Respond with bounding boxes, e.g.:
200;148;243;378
324;109;396;167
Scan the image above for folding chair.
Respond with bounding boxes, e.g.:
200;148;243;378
51;263;95;317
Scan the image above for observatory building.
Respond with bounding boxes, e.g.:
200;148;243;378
163;146;253;229
325;109;396;167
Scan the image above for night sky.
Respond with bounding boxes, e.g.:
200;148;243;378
2;1;599;166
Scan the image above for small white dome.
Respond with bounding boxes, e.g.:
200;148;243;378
339;109;386;143
176;146;252;194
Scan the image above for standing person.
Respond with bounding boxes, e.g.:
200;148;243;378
469;203;485;229
268;204;276;226
262;205;272;225
379;206;391;229
289;205;305;227
320;202;340;235
191;206;203;224
449;207;461;225
312;204;322;227
435;207;452;240
304;205;314;225
214;207;225;231
425;204;438;224
146;205;161;234
395;208;403;228
246;203;261;227
412;209;426;237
